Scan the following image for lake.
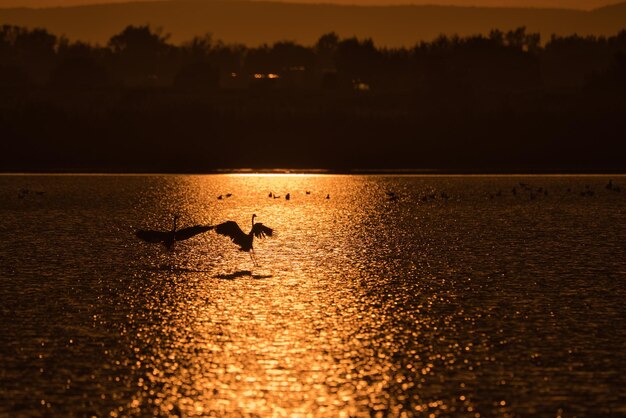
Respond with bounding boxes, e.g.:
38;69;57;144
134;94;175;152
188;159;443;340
0;174;625;416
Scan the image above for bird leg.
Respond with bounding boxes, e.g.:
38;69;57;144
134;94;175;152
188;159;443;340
250;250;258;267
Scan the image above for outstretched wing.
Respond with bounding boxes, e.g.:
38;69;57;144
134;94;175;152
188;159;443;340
175;225;213;241
135;229;169;244
251;223;273;239
215;221;248;247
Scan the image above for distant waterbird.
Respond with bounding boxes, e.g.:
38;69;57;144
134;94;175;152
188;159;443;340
213;214;273;266
606;180;621;192
285;193;290;200
135;215;212;249
581;185;594;196
386;191;398;201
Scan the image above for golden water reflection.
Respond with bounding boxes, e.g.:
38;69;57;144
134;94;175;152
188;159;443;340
111;175;626;416
120;175;406;416
2;174;624;416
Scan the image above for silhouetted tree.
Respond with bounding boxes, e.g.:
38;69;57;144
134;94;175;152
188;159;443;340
108;25;172;86
0;25;57;84
270;41;315;72
50;41;109;89
542;34;611;89
335;37;381;88
316;32;339;69
174;34;220;90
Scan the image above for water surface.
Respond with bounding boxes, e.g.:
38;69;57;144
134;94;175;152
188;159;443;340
0;174;625;416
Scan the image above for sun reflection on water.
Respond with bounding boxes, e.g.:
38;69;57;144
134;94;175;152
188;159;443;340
1;174;625;416
116;175;395;416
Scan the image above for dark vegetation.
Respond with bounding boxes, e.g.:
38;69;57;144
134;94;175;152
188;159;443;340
1;24;626;172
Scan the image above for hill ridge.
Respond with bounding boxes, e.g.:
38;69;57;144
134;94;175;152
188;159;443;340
1;0;625;46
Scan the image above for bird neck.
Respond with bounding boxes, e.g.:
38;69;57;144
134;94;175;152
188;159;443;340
251;215;256;229
172;217;177;232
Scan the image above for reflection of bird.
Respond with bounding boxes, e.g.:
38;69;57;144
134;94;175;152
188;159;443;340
135;215;212;249
214;214;273;265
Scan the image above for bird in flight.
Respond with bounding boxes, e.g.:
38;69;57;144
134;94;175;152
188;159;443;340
135;215;212;249
213;214;273;266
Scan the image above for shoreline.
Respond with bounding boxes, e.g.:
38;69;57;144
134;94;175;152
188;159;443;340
2;168;626;175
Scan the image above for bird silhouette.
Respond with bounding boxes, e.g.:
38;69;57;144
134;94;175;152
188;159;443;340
213;214;273;266
135;215;212;249
285;193;290;200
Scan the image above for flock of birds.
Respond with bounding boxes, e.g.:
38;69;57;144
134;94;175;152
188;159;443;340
135;190;336;265
267;191;330;200
16;178;620;266
135;179;622;265
384;180;622;203
488;179;622;200
134;190;335;265
17;188;45;199
135;214;273;266
218;191;331;200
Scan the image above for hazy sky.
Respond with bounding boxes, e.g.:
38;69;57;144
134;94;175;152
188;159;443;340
0;0;622;11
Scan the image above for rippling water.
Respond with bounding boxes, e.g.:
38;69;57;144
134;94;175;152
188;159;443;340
1;174;625;417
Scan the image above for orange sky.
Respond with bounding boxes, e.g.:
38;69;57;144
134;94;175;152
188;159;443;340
0;0;622;11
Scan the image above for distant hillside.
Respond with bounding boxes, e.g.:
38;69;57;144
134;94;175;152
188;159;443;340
1;0;626;46
0;0;624;11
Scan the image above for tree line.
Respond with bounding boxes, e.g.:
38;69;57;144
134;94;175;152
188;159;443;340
2;24;626;91
1;24;625;171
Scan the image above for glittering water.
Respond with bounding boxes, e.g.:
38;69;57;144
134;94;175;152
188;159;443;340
1;174;625;417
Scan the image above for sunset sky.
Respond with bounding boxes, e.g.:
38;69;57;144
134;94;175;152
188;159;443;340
0;0;622;10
